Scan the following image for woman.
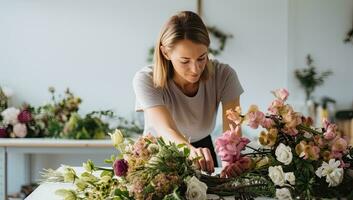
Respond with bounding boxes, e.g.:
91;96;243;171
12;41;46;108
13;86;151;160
133;11;243;174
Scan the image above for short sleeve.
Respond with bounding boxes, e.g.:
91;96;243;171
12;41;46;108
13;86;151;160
215;61;244;103
132;67;165;112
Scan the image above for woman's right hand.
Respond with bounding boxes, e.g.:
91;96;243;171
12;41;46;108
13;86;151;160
190;146;215;174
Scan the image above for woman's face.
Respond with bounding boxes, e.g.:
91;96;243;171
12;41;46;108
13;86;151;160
163;39;208;84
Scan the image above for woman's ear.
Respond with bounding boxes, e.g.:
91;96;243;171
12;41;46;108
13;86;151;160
160;46;171;60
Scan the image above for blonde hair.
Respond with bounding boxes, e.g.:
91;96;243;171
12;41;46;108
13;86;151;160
153;11;213;89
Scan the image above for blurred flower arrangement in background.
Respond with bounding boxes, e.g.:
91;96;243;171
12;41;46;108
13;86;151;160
295;55;332;101
0;86;143;139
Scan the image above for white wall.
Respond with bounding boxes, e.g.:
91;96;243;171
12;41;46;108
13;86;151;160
1;0;353;194
288;0;353;110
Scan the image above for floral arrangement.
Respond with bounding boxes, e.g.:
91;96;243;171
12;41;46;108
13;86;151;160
216;88;353;199
0;87;143;139
42;89;353;200
0;104;37;138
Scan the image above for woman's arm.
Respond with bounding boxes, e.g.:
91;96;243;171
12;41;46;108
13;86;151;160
145;105;214;173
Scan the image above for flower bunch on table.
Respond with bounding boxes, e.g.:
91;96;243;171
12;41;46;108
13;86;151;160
215;88;353;199
0;104;37;138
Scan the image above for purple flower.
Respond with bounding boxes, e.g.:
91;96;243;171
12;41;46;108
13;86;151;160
113;159;128;177
18;110;32;123
0;127;7;138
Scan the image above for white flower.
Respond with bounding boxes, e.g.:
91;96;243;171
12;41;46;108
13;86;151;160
108;129;124;147
268;166;286;186
13;123;27;138
186;176;207;200
275;143;293;165
1;86;14;98
276;188;292;200
285;172;296;185
1;107;20;125
147;143;159;153
315;159;344;187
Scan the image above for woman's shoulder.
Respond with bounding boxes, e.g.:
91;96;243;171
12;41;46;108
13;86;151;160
133;65;154;83
210;59;238;78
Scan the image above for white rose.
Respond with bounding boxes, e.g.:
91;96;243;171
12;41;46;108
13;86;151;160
1;107;20;125
269;166;285;186
285;172;295;185
13;123;27;138
316;159;344;187
186;176;207;200
276;188;292;200
275;143;293;165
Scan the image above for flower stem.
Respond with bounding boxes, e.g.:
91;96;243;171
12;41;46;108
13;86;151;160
297;124;322;135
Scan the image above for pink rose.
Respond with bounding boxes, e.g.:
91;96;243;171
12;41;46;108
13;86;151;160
272;88;289;101
13;123;27;138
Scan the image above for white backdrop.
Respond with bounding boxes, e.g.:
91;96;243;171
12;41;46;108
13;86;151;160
1;0;352;194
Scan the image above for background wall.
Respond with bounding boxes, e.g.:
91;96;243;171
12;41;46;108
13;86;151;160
1;0;352;194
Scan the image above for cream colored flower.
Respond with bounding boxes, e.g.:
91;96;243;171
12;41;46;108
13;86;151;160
285;172;296;185
63;167;76;183
1;107;20;125
186;176;208;200
276;188;292;200
275;143;293;165
315;159;344;187
269;166;285;186
82;160;94;173
108;129;124;147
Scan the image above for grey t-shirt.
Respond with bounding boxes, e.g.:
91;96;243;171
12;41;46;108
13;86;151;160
132;59;244;142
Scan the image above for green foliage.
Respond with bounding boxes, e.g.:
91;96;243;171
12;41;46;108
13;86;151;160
295;54;332;100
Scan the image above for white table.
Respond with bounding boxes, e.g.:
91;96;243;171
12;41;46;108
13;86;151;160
0;138;116;200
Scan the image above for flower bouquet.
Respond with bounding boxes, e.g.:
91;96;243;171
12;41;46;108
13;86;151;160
214;88;353;199
42;89;353;200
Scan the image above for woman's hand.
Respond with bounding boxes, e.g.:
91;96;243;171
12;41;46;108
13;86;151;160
190;146;215;174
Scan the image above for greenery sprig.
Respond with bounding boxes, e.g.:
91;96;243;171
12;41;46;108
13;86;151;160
294;54;332;100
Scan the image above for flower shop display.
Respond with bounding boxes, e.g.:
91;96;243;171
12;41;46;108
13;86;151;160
0;87;143;139
41;89;353;200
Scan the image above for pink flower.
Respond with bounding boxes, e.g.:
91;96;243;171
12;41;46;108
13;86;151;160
220;156;252;178
18;109;32;123
272;88;289;101
246;105;265;129
331;137;348;155
113;159;128;177
261;118;275;129
322;120;337;140
215;130;250;162
268;99;284;115
13;123;27;138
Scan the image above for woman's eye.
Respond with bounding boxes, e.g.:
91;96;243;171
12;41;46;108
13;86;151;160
180;61;189;64
198;57;206;61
